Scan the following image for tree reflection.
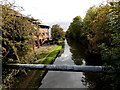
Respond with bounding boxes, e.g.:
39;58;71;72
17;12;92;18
66;39;114;90
67;39;87;65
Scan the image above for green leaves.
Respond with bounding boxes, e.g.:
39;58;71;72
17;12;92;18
2;4;36;88
66;16;83;41
51;24;65;41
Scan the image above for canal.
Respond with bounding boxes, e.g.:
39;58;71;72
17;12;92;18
39;40;88;88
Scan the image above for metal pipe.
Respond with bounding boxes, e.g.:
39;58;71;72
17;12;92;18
3;64;108;72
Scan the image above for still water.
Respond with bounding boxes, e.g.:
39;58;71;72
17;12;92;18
39;40;87;88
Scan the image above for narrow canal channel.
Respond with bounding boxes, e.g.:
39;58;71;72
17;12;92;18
39;40;87;88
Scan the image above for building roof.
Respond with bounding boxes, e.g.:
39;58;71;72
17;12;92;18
38;24;50;29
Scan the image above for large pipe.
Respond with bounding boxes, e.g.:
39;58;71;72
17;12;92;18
3;64;109;72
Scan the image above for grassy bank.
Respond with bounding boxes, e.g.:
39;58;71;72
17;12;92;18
42;45;61;64
26;45;62;88
35;45;61;64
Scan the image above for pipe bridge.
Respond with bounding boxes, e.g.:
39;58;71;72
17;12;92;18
4;64;110;72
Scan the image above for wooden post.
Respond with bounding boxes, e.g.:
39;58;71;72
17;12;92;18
3;64;109;72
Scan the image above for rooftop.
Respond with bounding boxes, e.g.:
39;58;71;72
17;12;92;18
38;24;50;29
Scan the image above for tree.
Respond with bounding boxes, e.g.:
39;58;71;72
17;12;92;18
1;3;36;88
30;19;41;48
66;16;83;41
51;24;65;41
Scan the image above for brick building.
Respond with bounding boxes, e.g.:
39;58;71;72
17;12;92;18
34;24;50;47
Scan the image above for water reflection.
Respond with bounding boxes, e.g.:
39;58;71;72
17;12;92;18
67;39;103;66
39;40;87;88
39;39;108;89
67;39;112;90
67;39;87;65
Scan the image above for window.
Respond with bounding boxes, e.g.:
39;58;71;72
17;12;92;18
42;33;45;35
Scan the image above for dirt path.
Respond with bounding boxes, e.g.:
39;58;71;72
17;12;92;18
18;70;36;89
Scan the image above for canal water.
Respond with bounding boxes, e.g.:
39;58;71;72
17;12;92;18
39;40;87;88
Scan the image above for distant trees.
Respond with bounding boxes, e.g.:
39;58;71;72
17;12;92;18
51;24;65;41
66;16;83;41
66;5;111;53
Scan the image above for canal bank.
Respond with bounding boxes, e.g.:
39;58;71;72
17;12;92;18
12;44;62;89
26;45;62;89
39;40;87;88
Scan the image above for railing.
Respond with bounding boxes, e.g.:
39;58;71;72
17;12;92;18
3;64;110;72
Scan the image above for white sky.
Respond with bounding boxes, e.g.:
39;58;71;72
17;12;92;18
12;0;106;31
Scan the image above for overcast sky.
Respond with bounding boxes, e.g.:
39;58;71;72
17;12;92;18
12;0;105;31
